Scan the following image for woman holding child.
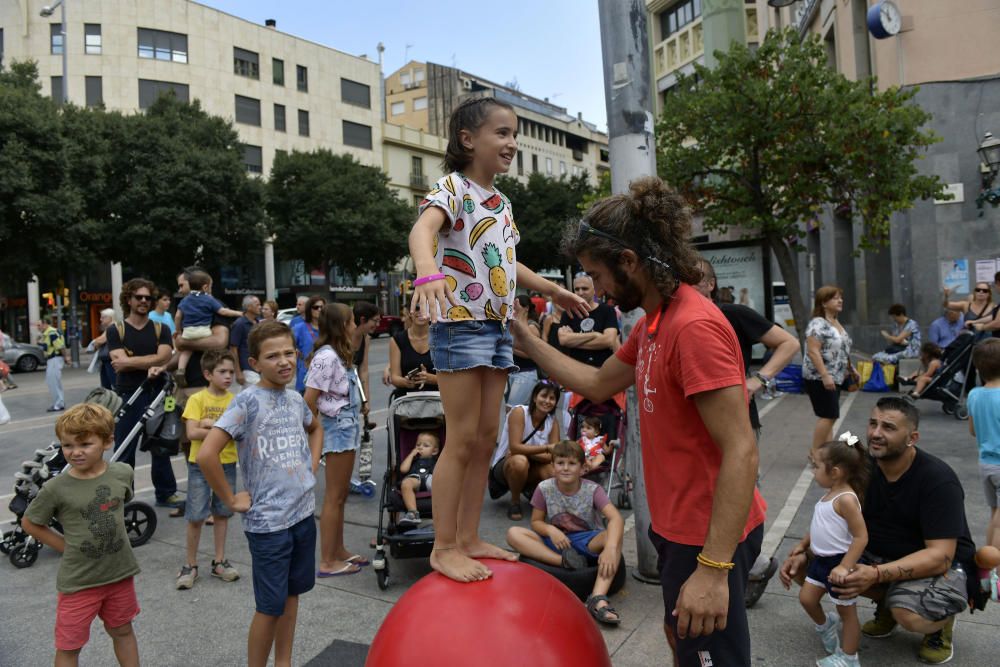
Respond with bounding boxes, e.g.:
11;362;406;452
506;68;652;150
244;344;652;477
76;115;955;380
488;380;562;521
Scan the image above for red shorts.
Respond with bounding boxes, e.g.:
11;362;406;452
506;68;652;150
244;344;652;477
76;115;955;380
55;577;140;651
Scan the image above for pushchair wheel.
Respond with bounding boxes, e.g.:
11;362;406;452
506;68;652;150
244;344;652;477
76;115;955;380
9;543;40;568
616;490;632;510
376;562;391;590
0;531;13;554
123;502;157;548
942;403;955;415
954;406;969;421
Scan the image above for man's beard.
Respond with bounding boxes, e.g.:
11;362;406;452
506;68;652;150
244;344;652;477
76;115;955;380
609;267;644;312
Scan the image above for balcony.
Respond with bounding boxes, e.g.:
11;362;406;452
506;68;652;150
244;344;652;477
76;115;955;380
410;173;428;189
653;7;759;80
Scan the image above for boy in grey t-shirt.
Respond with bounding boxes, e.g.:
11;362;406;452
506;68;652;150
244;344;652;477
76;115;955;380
198;321;322;667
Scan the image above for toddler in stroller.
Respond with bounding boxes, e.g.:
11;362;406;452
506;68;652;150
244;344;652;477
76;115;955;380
398;431;440;527
567;398;631;509
905;331;980;420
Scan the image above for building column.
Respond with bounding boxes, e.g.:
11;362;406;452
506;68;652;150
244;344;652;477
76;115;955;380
264;238;276;300
111;262;123;320
702;0;748;70
27;276;40;344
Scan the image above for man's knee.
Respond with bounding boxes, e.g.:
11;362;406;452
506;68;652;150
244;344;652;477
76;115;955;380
890;607;947;633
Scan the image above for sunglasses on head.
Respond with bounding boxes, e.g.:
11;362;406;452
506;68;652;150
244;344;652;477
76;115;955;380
577;220;673;272
132;294;153;302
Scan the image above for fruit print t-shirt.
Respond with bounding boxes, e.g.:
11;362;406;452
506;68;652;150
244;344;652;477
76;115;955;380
419;171;520;322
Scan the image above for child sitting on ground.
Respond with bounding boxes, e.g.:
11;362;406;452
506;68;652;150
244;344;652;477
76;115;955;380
900;342;943;397
577;416;610;473
176;349;241;590
174;269;241;386
968;338;1000;590
398;431;441;526
197;321;323;667
506;440;624;626
22;404;141;666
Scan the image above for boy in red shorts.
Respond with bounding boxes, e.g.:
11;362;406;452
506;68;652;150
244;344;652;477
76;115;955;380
23;403;141;666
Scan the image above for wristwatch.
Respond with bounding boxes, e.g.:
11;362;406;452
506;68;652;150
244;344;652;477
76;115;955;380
752;371;774;392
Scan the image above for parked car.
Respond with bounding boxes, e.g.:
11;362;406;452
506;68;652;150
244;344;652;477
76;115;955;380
371;315;403;338
276;308;297;324
1;333;46;372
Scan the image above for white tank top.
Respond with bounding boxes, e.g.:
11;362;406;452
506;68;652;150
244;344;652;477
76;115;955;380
490;405;554;467
809;491;859;556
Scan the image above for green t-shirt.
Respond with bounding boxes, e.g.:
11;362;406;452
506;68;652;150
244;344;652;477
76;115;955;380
25;462;140;593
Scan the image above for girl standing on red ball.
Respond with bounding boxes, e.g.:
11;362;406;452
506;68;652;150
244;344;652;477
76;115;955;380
409;97;587;583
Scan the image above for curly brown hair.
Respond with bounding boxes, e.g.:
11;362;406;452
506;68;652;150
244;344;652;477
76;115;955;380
119;278;156;318
561;177;703;303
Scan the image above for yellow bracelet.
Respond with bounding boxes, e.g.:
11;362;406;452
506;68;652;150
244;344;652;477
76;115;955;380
696;553;735;571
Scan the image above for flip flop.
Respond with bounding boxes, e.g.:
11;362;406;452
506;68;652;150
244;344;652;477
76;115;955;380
317;563;362;578
346;555;370;567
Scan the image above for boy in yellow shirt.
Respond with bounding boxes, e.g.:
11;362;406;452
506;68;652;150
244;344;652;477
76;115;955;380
177;349;240;589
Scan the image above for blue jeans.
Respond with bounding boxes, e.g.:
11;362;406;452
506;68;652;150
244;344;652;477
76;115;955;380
46;356;64;409
114;386;178;503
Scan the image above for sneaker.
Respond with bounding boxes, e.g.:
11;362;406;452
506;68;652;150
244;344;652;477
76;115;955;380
745;556;778;608
46;406;65;412
918;615;955;664
176;565;198;590
816;614;842;654
817;649;860;667
561;548;588;571
862;602;897;638
155;494;185;508
210;559;240;582
398;510;421;527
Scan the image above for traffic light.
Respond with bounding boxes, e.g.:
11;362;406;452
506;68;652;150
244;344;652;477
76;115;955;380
42;292;55;307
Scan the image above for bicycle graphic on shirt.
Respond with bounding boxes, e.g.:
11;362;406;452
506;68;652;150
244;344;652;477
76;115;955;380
638;342;658;413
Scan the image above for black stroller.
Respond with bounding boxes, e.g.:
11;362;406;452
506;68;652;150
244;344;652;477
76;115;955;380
0;377;173;568
905;331;980;420
372;390;445;590
566;398;632;509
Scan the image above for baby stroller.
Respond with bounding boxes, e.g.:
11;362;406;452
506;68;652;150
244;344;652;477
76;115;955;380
0;377;172;568
372;390;445;590
566;398;631;509
905;331;979;420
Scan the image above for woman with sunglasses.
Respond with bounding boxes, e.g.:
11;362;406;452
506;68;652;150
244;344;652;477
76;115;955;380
488;380;562;521
293;295;326;393
944;282;994;326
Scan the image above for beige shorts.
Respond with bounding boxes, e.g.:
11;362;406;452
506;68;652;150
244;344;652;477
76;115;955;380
180;325;212;340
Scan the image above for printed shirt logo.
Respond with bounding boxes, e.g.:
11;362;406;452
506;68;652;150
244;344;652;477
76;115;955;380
79;484;124;559
636;341;659;414
579;317;596;333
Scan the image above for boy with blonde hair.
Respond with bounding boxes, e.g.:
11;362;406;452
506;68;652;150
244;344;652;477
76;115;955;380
22;404;141;666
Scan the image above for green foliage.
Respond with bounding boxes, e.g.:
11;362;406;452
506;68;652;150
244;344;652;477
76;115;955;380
656;28;946;336
267;150;412;277
579;170;611;213
495;172;595;270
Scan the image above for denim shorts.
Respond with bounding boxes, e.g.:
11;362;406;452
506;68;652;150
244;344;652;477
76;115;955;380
321;410;359;455
806;553;855;605
429;320;517;373
185;461;236;522
245;516;316;616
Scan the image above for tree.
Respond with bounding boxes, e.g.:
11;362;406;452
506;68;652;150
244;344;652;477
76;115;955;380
495;172;594;271
656;28;945;339
266;150;412;277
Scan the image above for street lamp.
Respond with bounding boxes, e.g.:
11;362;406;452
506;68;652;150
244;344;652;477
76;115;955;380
977;132;1000;211
40;1;68;105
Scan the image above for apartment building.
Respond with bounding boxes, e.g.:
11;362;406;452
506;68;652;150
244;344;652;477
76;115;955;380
381;122;447;208
385;60;609;186
0;0;382;177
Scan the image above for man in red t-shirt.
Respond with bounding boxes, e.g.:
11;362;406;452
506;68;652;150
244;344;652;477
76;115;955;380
512;178;766;667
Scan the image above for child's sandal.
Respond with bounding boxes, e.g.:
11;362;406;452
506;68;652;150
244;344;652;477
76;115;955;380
507;503;523;521
586;595;621;626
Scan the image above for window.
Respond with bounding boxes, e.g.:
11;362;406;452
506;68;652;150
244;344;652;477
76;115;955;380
298;109;310;137
84;24;101;55
50;24;63;55
138;79;189;109
243;145;263;174
531;154;538;172
85;76;103;107
413;194;423;207
411;156;424;177
273;58;284;86
659;0;702;38
400;72;411;86
0;29;4;69
234;47;259;79
391;101;405;115
413;96;427;111
137;28;188;63
414;69;425;83
50;76;63;105
560;161;567;176
235;95;261;126
342;120;372;149
516;150;523;175
274;103;286;132
296;65;308;92
546;157;553;174
341;78;371;108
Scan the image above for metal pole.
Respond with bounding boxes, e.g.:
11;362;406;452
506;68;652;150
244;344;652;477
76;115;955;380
68;271;79;366
264;237;276;300
27;276;41;344
111;262;123;320
598;0;660;582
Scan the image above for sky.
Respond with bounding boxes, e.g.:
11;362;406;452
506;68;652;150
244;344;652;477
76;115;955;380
196;0;609;132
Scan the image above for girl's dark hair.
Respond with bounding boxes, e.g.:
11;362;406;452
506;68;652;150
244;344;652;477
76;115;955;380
303;295;326;326
562;177;703;303
515;294;537;322
443;97;515;173
309;303;354;368
817;439;870;505
920;342;942;361
528;379;561;415
582;415;603;433
353;301;380;325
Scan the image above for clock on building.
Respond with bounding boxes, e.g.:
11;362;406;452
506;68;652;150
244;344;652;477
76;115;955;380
867;0;902;39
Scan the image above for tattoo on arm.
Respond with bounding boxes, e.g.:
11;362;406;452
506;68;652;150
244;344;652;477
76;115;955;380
897;566;915;581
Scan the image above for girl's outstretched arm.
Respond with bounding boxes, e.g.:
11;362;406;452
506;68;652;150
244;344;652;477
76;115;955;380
409;207;458;322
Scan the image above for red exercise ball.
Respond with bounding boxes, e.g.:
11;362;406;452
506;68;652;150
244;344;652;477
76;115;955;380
975;545;1000;569
366;559;612;667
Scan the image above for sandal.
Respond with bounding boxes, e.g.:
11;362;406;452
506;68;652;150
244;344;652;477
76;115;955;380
507;503;524;521
586;595;621;626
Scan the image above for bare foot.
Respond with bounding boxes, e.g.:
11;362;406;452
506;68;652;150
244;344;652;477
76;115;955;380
430;547;492;582
460;539;520;562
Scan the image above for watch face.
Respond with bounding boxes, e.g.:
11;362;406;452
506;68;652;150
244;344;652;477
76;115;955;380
881;1;901;35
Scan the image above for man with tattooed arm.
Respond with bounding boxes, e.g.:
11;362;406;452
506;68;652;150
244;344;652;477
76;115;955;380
781;396;976;664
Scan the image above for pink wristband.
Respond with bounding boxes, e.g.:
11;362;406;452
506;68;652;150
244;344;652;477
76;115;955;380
413;273;446;287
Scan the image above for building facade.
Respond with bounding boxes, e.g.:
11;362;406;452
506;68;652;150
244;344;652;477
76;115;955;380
647;0;1000;350
381;121;447;208
386;60;609;186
